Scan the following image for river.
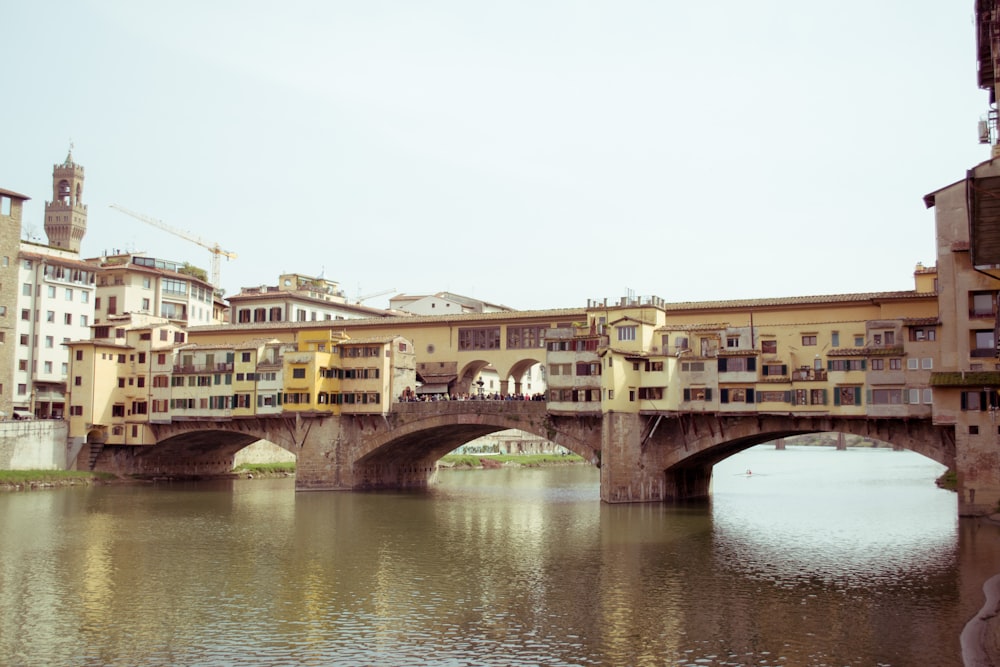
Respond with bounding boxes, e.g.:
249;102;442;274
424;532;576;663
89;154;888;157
0;445;997;666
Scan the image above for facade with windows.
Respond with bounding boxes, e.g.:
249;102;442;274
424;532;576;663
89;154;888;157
0;187;30;419
66;321;416;451
87;253;224;327
65;314;189;448
14;246;97;418
228;272;390;325
544;287;941;420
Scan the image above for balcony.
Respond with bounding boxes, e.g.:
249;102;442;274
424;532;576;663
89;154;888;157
791;368;828;382
172;362;234;374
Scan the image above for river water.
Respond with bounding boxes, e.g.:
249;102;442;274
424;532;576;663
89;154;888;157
0;445;998;666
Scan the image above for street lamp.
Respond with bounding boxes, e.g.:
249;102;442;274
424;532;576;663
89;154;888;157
476;378;485;397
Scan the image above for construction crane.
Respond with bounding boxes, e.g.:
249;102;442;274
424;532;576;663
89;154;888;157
356;288;395;305
109;204;237;290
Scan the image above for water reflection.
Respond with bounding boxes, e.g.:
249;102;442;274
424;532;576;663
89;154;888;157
0;448;993;666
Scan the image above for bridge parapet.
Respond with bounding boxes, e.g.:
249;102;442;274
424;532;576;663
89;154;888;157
390;399;549;418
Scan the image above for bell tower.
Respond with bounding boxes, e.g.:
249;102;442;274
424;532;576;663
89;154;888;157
44;148;87;252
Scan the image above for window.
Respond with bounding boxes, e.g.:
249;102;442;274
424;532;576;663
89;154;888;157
20;309;29;321
907;358;919;370
107;296;117;315
854;336;864;346
80;315;88;327
761;340;777;354
870;389;903;405
617;325;637;342
65;288;73;301
292;368;306;379
910;327;936;342
870;358;884;370
921;358;933;370
44;336;53;348
801;335;817;346
74;376;82;386
828;359;865;371
46;310;55;322
241;352;252;362
458;327;501;350
889;358;902;370
47;285;55;298
726;336;739;348
971;291;996;317
81;291;89;304
21;283;30;296
718;357;755;372
141;298;150;311
683;388;713;401
19;335;27;346
831;331;840;347
64;313;72;325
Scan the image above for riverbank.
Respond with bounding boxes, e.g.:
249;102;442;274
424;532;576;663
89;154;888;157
0;469;120;491
437;453;587;469
0;455;586;490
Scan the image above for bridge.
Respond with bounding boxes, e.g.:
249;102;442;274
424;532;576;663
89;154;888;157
93;400;955;505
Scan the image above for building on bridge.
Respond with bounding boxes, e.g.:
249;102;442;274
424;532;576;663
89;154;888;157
65;317;416;454
543;285;939;421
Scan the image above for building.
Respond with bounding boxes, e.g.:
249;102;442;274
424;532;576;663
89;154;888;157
228;272;392;324
66;320;416;452
43;151;87;252
0;188;30;418
15;245;97;418
4;152;98;419
390;291;513;316
544;281;940;419
87;253;225;326
66;313;190;449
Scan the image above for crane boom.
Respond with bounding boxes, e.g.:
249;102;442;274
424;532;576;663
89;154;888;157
109;204;237;289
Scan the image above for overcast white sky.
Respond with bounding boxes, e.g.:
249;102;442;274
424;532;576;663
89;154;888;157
0;1;989;311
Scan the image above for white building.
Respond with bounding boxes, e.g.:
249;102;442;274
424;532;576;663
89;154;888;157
389;291;513;316
87;253;226;327
227;272;392;324
14;244;97;418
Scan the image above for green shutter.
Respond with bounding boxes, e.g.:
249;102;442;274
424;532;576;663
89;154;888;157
854;387;862;405
834;389;840;406
721;389;729;403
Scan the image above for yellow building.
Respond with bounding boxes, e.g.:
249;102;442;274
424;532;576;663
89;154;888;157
547;275;939;420
67;314;190;450
283;331;416;415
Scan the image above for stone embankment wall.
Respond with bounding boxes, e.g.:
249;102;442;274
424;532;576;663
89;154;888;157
0;420;69;470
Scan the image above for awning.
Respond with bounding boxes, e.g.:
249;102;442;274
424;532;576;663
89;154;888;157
417;383;450;395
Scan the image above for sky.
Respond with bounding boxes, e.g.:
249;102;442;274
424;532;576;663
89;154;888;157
0;1;990;311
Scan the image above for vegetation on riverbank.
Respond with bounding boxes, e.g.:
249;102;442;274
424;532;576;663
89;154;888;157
0;469;118;490
232;462;296;476
438;453;586;468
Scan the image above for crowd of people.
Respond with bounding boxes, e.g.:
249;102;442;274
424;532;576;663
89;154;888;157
398;388;546;403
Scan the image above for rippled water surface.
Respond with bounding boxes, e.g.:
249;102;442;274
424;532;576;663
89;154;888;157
1;445;998;666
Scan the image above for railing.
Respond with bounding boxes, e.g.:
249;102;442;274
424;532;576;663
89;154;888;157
791;368;828;382
171;363;235;373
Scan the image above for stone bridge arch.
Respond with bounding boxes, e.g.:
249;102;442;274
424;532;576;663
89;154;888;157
90;417;311;478
295;401;602;492
605;412;956;503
